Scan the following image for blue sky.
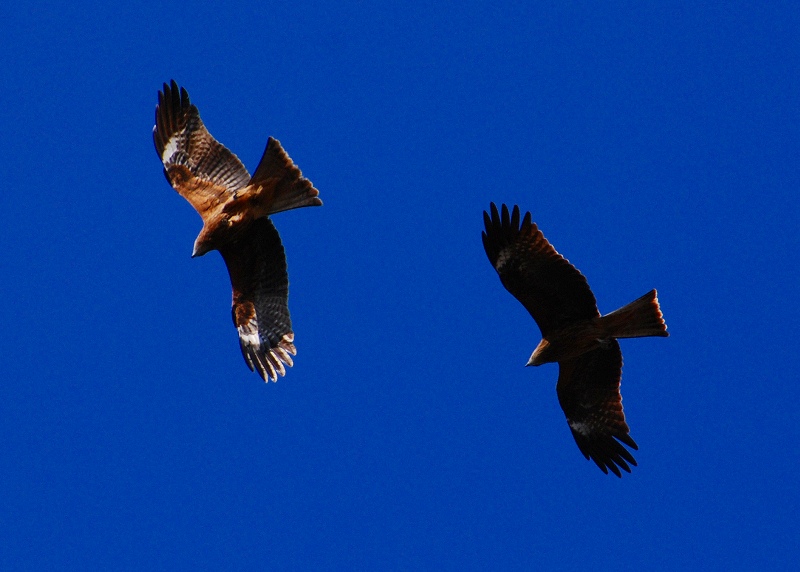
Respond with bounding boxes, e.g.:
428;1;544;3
1;1;798;569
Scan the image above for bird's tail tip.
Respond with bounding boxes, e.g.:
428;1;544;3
252;137;322;215
600;289;669;339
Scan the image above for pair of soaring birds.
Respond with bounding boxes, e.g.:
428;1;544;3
153;81;668;477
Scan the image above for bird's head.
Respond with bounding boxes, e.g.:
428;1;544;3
526;338;551;367
192;227;219;258
192;218;234;257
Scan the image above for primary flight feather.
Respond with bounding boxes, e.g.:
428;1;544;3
153;80;321;382
482;203;668;476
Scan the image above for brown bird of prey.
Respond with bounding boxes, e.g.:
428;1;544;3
482;203;668;476
153;80;321;382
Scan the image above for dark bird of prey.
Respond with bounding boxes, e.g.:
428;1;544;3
482;203;668;476
153;80;321;382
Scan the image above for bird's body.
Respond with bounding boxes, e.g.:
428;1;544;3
153;80;321;382
527;319;607;366
528;289;669;366
482;203;668;476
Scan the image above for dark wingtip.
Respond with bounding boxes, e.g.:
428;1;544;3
483;202;532;265
616;432;639;451
485;203;531;233
572;429;639;477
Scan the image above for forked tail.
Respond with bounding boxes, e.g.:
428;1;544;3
599;289;669;339
249;136;322;215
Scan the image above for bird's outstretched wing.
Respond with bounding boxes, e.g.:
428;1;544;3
153;80;251;218
219;218;296;382
482;203;599;337
556;340;638;477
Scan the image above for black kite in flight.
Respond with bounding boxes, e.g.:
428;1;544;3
153;80;321;382
482;203;668;476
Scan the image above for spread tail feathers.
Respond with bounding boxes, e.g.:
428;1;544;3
599;289;669;339
249;137;322;215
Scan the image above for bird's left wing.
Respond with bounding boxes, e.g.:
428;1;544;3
219;218;297;382
482;203;599;337
153;80;251;219
556;340;639;477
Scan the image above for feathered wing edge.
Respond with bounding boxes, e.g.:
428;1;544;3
481;203;599;337
237;319;297;382
556;341;638;477
153;80;252;217
220;218;297;382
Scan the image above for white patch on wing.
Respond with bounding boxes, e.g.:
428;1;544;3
161;134;181;164
495;247;512;272
236;317;296;383
569;419;592;436
238;319;261;348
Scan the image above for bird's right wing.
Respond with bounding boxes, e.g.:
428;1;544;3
482;203;599;337
153;80;251;219
219;218;296;382
556;340;638;477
